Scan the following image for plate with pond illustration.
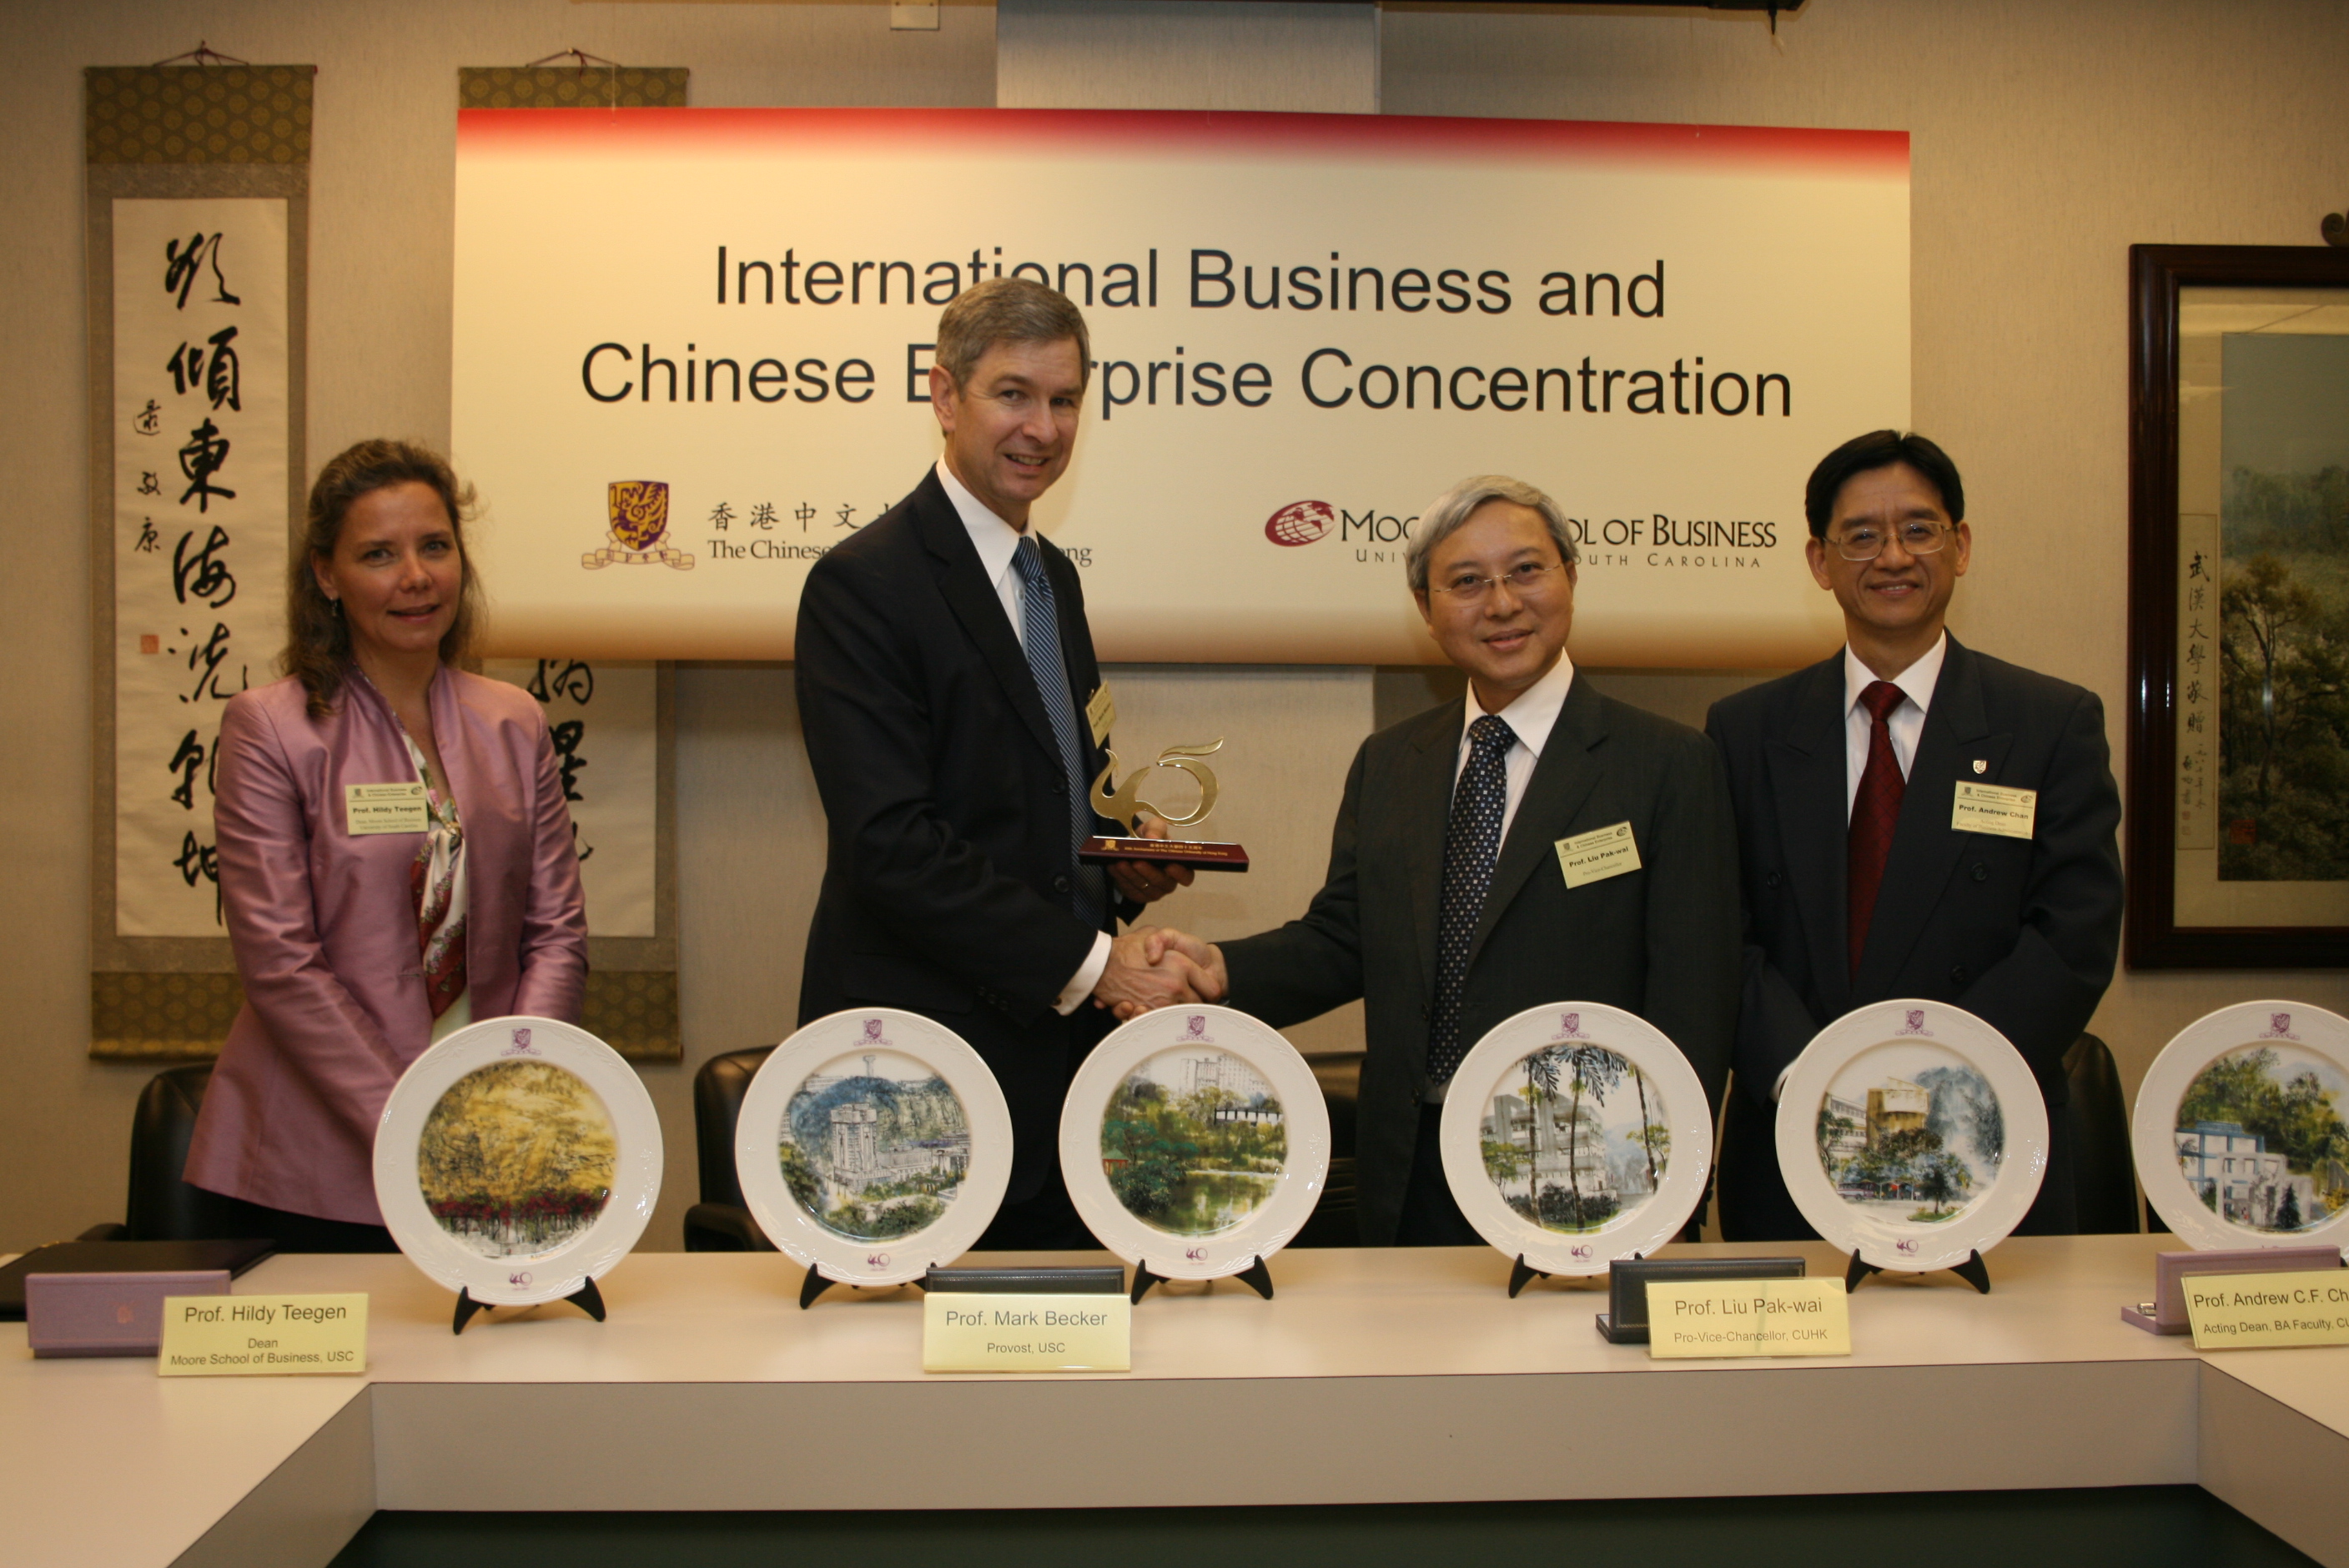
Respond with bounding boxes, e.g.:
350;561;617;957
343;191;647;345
735;1008;1012;1289
1776;1000;2047;1273
373;1015;662;1307
1438;1003;1713;1275
2133;1000;2349;1254
1060;1005;1330;1283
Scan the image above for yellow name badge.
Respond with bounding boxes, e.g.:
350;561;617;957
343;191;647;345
345;781;428;836
158;1293;368;1376
2185;1270;2349;1350
1556;821;1642;889
923;1292;1131;1373
1644;1278;1851;1359
1951;780;2036;841
1085;683;1117;748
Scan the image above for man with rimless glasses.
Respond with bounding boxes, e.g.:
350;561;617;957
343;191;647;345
1150;475;1740;1245
1706;431;2123;1241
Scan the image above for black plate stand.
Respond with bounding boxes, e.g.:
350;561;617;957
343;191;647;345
1846;1248;1990;1295
1507;1254;1553;1299
1132;1255;1274;1304
452;1277;606;1335
800;1266;932;1309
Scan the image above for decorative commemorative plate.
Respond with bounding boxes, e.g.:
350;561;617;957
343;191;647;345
1060;1005;1330;1282
735;1008;1012;1290
1776;1000;2047;1273
1439;1003;1713;1275
2133;1000;2349;1254
374;1015;662;1307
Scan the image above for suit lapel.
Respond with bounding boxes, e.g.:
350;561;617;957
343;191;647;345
1467;676;1608;971
1404;701;1465;998
912;473;1063;766
1763;657;1854;1015
1855;637;2005;993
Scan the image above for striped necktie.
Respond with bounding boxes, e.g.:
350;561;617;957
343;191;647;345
1012;536;1105;927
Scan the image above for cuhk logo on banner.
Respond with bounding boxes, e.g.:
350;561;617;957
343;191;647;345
584;480;694;570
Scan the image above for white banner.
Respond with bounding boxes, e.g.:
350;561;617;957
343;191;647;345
454;109;1908;666
113;198;289;937
480;659;658;938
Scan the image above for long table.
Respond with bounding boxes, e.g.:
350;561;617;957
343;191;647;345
6;1235;2346;1568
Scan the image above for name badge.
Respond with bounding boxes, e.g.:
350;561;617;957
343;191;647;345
345;781;427;836
1644;1278;1851;1359
158;1292;368;1376
923;1291;1131;1373
1950;780;2035;840
1556;821;1642;888
2185;1270;2349;1350
1085;682;1117;748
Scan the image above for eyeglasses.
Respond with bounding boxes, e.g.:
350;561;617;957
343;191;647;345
1828;520;1955;561
1431;560;1569;604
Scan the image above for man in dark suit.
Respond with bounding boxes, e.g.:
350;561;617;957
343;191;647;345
795;278;1211;1249
1706;430;2124;1241
1153;476;1741;1245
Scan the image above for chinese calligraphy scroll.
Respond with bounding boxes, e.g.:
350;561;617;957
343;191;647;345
87;65;311;1055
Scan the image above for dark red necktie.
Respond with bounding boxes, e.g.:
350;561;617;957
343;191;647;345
1847;680;1908;977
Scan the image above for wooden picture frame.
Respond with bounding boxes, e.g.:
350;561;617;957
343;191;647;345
2125;244;2349;967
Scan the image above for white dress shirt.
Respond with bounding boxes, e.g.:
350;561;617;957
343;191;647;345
934;459;1110;1013
1842;632;1946;817
1454;651;1577;843
1426;653;1576;1104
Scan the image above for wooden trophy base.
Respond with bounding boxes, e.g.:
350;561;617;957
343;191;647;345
1079;836;1250;872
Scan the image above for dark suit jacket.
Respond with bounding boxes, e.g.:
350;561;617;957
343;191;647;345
1219;675;1742;1245
795;468;1123;1204
1704;636;2124;1240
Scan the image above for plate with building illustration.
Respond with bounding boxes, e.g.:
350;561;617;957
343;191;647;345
735;1009;1012;1290
1776;1000;2047;1273
2133;1001;2349;1254
374;1015;662;1307
1060;1005;1330;1283
1438;1003;1714;1275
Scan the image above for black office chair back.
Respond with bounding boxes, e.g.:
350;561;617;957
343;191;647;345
2065;1032;2140;1234
685;1046;780;1250
122;1064;256;1241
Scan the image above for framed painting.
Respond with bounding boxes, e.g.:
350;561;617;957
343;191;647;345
2125;244;2349;967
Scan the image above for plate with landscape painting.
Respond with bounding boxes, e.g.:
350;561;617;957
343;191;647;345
1061;1005;1330;1283
1776;1001;2047;1274
1438;1003;1713;1275
373;1016;662;1307
2133;1001;2349;1254
735;1008;1012;1289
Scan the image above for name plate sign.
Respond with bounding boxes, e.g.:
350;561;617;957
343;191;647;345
1645;1278;1851;1359
923;1293;1131;1373
158;1293;369;1376
2185;1270;2349;1350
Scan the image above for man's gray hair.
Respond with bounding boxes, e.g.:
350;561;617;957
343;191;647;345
935;276;1092;391
1404;475;1579;592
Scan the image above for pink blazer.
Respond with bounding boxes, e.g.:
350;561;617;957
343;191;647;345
184;667;589;1224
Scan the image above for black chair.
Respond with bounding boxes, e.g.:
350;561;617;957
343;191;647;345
79;1063;257;1243
684;1047;780;1251
2065;1032;2141;1234
682;1043;1369;1250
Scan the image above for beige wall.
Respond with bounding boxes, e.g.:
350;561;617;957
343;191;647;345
4;0;2346;1252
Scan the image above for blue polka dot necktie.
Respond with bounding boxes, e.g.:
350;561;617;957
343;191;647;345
1012;535;1105;927
1427;714;1515;1084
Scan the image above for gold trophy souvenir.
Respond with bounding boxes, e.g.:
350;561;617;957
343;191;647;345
1079;740;1250;872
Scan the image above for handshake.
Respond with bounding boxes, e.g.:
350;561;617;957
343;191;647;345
1091;927;1229;1022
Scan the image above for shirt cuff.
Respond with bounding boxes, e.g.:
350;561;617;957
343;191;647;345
1054;932;1113;1016
1772;1066;1791;1103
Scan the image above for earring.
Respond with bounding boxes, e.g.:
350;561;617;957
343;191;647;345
328;597;342;616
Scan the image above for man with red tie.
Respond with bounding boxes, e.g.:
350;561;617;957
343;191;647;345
1705;431;2124;1240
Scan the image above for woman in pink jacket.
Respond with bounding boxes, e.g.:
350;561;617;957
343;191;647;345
184;440;589;1249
